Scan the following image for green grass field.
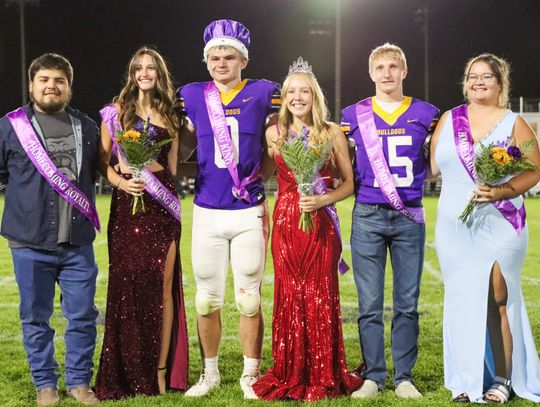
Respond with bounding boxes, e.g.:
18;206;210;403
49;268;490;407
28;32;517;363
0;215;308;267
0;195;539;406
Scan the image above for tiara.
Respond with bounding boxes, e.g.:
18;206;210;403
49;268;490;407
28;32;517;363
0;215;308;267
288;57;312;75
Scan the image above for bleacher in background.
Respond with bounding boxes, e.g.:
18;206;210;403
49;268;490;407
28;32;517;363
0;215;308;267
510;97;540;134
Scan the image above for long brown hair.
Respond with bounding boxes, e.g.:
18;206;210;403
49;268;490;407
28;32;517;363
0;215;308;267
114;46;180;137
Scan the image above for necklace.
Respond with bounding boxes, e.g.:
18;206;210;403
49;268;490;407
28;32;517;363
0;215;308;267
482;110;510;142
472;108;510;144
140;110;153;119
138;105;154;120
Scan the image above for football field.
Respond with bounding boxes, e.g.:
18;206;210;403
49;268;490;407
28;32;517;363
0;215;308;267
0;195;539;406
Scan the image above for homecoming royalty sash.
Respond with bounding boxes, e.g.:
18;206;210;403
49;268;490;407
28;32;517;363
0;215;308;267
100;105;182;222
355;98;425;224
7;108;101;231
312;175;350;275
204;81;261;203
451;104;526;234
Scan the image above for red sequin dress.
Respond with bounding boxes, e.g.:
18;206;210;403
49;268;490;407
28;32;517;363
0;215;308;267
253;154;362;401
95;126;188;399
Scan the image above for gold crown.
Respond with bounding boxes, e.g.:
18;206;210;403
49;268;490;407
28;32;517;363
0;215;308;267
288;57;312;75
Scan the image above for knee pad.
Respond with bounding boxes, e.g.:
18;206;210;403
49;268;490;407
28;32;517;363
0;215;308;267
236;290;260;317
195;291;221;316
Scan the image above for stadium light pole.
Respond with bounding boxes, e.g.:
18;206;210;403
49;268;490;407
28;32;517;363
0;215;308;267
415;2;430;102
6;0;39;105
335;0;342;122
308;0;342;121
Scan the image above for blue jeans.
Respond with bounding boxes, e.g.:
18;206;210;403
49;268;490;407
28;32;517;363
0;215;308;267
351;203;425;388
12;245;98;390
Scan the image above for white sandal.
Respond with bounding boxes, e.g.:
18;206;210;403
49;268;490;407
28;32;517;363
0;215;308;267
484;376;511;404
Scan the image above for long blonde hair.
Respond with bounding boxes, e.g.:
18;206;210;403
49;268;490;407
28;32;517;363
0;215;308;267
277;72;333;148
114;46;180;137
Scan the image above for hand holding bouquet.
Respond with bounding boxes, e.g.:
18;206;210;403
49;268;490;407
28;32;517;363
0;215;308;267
458;139;537;223
116;118;172;215
278;126;333;233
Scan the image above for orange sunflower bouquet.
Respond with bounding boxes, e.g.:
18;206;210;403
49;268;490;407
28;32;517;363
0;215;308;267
458;139;537;223
116;118;172;215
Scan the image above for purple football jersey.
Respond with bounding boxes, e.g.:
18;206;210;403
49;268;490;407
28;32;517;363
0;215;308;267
179;79;280;209
341;97;438;204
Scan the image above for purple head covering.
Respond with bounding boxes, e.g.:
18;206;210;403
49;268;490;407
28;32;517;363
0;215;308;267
203;19;250;61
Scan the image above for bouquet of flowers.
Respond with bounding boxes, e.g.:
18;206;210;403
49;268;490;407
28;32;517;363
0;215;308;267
278;126;333;233
116;118;172;215
458;139;537;223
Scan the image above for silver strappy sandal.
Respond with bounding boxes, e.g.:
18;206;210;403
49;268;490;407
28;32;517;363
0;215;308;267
484;376;512;404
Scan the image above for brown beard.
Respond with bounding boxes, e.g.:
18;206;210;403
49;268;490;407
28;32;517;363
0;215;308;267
33;99;68;113
30;88;72;113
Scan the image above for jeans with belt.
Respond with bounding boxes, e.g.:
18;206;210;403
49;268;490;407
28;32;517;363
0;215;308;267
12;244;98;390
351;202;425;388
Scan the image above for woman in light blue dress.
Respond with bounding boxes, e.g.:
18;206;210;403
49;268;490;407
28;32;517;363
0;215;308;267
431;53;540;403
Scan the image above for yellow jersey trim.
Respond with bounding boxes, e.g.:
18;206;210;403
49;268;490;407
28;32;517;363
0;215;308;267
372;96;412;126
220;79;248;106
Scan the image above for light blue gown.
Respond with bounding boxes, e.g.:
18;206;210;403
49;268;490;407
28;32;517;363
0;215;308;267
435;109;540;403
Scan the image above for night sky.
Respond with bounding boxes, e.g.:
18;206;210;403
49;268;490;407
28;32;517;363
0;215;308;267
1;0;540;122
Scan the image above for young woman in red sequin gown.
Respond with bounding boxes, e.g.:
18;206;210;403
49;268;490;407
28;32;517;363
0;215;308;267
252;60;362;401
95;47;188;399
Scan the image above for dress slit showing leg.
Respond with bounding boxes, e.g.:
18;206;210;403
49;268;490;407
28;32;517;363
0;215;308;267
435;111;540;403
484;261;513;384
96;170;189;400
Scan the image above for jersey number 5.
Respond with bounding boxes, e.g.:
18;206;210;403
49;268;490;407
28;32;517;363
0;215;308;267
214;117;240;168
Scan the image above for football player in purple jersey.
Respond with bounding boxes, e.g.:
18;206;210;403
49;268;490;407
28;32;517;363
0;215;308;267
177;19;280;399
340;43;438;399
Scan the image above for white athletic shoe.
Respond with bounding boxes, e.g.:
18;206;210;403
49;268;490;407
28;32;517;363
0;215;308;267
395;380;422;399
239;374;259;400
351;379;380;399
185;373;220;397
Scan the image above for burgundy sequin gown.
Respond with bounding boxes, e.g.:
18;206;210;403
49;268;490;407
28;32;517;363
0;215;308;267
95;126;188;399
253;155;362;402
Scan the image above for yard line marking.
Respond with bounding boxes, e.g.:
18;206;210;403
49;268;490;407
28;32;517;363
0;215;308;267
424;260;443;282
0;276;15;286
0;333;363;342
523;276;540;286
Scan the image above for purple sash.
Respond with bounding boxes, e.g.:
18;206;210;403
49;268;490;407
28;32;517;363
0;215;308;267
203;82;261;203
451;104;526;234
313;176;350;275
7;108;101;231
99;104;182;222
355;98;425;224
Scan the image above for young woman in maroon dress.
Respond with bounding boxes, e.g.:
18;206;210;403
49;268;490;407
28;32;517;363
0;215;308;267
95;47;188;399
252;59;362;401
